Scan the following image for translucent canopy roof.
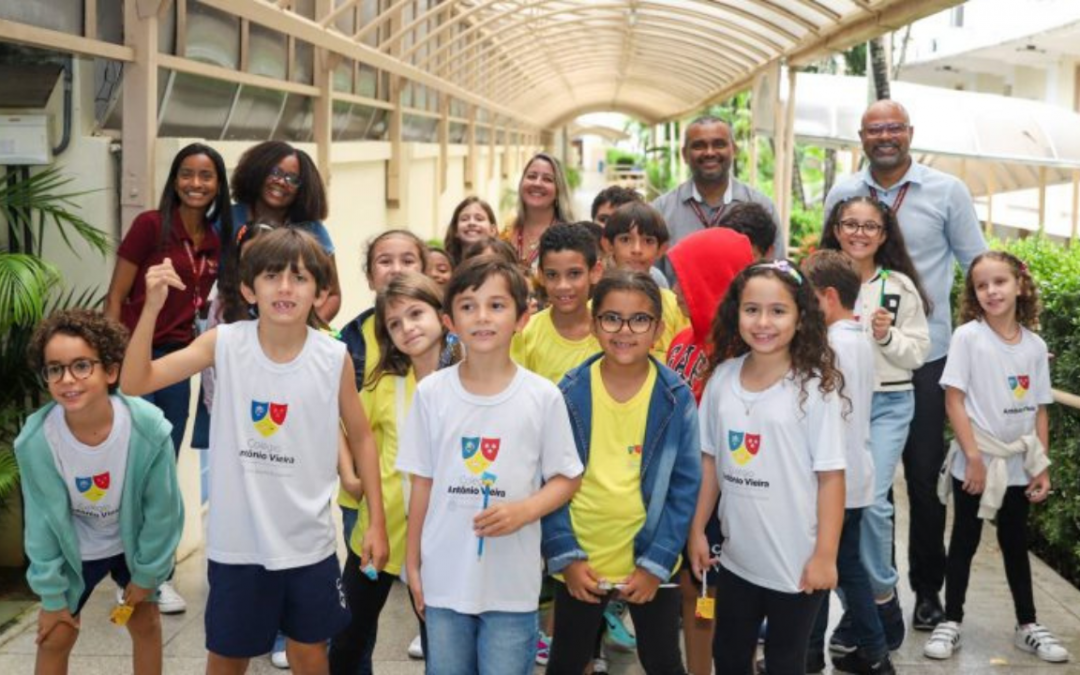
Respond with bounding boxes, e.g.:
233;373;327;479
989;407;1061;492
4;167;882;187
760;72;1080;196
239;0;962;129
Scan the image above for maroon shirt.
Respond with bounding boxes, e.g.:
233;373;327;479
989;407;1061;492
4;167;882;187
117;209;220;346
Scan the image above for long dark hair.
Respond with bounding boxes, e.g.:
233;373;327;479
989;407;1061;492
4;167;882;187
818;196;932;314
231;141;328;224
158;143;232;250
706;260;845;413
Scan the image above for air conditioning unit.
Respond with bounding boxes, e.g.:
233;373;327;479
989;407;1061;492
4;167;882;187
0;114;51;165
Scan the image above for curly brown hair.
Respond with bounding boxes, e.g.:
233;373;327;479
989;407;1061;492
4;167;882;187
705;260;845;413
28;309;130;392
959;251;1041;330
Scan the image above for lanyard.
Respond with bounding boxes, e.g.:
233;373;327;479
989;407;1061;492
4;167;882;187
688;199;726;229
868;183;910;214
514;227;540;268
182;240;209;311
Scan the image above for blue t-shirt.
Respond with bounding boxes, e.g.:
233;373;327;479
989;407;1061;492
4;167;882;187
221;203;335;255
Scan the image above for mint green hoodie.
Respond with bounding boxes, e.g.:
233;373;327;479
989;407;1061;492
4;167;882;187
14;394;184;613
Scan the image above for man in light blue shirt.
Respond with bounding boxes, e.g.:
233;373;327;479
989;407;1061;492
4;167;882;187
825;99;986;638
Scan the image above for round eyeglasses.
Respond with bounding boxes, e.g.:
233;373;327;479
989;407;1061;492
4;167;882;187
42;358;102;384
595;312;656;334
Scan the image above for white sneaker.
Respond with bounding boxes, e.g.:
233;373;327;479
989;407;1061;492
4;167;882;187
923;621;961;659
156;580;187;614
407;634;424;659
270;634;289;669
1015;623;1070;663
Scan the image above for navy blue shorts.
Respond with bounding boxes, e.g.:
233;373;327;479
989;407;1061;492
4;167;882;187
76;553;132;615
205;554;351;658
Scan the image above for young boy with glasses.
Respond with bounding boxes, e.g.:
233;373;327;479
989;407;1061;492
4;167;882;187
16;309;184;675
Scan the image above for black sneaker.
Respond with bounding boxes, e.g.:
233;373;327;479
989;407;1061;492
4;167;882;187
912;593;944;632
828;611;858;655
806;649;826;673
831;650;897;675
876;595;906;651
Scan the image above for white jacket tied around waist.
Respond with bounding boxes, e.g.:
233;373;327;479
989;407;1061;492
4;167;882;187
937;423;1050;520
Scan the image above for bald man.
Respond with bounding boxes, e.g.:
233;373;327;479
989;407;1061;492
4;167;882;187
824;100;986;643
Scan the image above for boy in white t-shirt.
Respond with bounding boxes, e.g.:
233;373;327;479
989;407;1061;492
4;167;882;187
121;228;388;675
397;255;584;675
802;251;894;675
16;309;183;675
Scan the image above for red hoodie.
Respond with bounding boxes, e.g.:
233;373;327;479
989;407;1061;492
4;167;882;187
665;228;754;401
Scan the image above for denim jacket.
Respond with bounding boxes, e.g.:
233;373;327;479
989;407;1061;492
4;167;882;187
541;354;701;580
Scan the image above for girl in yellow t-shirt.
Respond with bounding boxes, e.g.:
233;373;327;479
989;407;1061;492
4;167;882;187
329;272;460;672
544;270;701;674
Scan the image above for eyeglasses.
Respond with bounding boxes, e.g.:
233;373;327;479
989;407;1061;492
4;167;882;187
42;359;102;384
595;312;656;334
838;219;885;236
861;123;909;138
268;166;302;189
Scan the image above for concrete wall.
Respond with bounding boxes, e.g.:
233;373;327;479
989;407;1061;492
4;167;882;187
7;57;535;563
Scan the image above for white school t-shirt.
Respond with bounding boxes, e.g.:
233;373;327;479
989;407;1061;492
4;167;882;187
699;355;846;594
45;396;131;560
208;320;344;569
940;320;1053;486
828;320;875;509
396;364;583;614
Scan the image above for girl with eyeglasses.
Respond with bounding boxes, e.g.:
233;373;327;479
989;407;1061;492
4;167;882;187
816;196;931;652
230;140;342;323
543;269;700;675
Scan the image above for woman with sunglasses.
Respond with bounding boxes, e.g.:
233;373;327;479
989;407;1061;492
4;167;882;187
229;140;342;322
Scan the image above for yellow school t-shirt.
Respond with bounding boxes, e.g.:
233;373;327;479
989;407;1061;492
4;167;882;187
569;360;656;581
339;314;382;511
348;370;415;576
523;308;601;384
652;288;690;360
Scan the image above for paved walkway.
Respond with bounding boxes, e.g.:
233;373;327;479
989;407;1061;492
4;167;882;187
0;468;1078;674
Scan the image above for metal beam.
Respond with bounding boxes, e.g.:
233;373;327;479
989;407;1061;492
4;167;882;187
198;0;540;127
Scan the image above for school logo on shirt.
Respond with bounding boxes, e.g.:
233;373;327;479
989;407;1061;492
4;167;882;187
1008;375;1030;400
462;436;500;475
728;430;761;466
75;472;110;503
251;400;288;437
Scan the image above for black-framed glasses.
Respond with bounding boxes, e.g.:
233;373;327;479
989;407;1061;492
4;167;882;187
268;166;302;188
837;219;885;236
42;359;102;384
861;123;909;138
595;312;656;334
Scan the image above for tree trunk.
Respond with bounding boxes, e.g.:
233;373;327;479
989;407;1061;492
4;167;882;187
869;37;891;100
823;148;837;205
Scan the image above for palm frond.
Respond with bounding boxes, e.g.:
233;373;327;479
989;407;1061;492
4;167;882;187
0;253;61;332
0;165;112;256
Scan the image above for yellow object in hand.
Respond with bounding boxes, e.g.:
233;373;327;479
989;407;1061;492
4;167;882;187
109;603;134;626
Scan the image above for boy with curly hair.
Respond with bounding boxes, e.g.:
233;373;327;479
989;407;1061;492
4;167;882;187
16;309;184;675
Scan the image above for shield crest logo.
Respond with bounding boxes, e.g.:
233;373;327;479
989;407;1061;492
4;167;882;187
745;434;761;456
252;400;286;437
462;436;488;474
93;472;110;490
728;430;744;452
75;476;92;493
480;437;500;462
1018;375;1030;389
270;403;288;425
